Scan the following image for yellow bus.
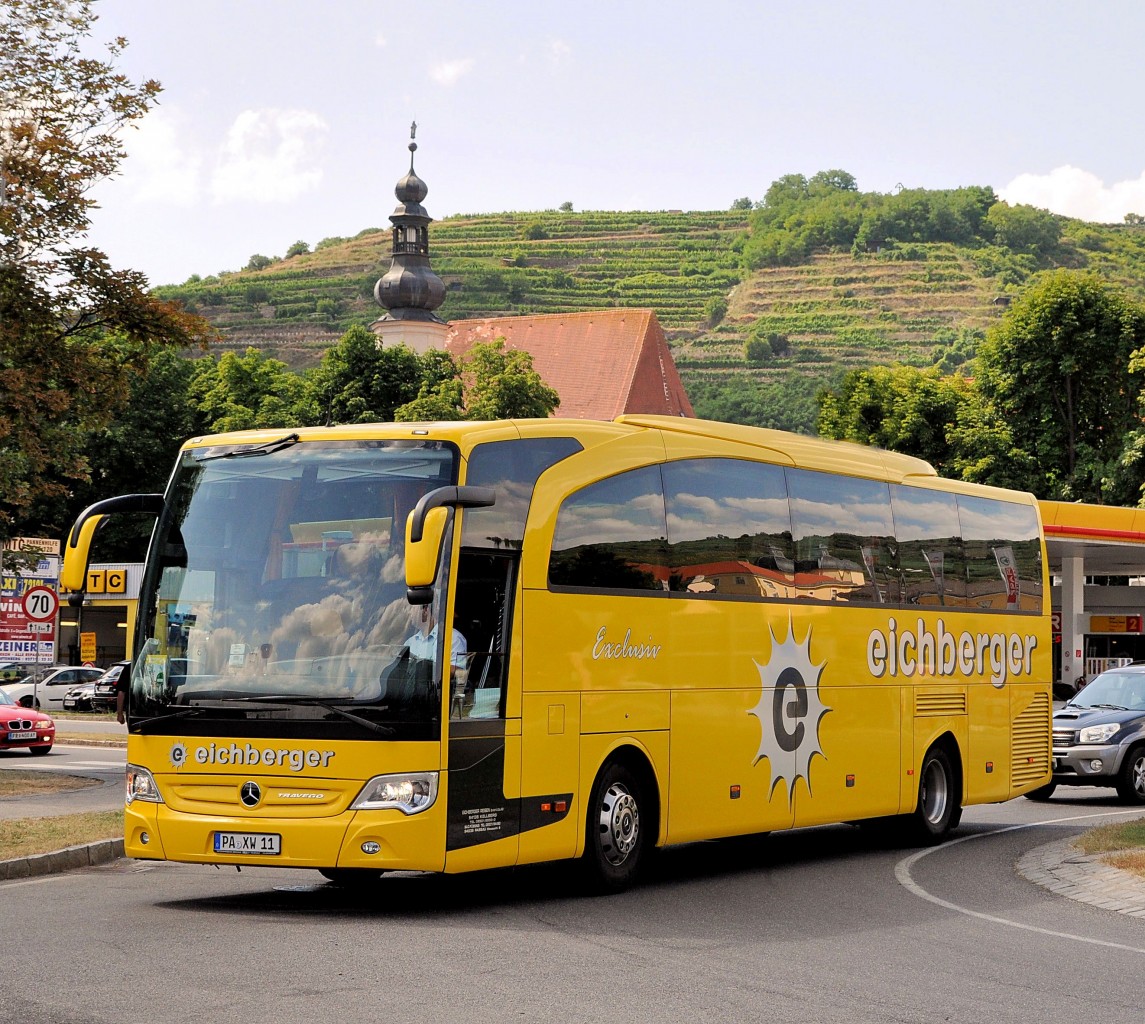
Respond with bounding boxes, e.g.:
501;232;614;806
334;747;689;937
62;415;1052;891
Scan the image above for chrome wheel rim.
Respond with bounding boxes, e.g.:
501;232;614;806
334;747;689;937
1133;755;1145;798
921;758;949;826
598;782;639;866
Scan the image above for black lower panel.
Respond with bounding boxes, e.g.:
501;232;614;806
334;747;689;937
446;725;571;850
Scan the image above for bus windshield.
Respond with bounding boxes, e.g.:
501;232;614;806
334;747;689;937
130;438;458;739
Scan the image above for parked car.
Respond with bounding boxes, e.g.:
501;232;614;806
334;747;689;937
0;686;55;754
1030;663;1145;803
62;682;97;711
0;662;30;684
2;666;104;711
90;660;131;712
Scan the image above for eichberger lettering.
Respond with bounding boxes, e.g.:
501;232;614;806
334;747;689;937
867;617;1037;688
189;741;335;771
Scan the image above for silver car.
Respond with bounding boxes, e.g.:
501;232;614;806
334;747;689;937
1030;664;1145;803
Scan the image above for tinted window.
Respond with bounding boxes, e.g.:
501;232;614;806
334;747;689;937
957;494;1043;611
787;468;896;604
548;466;668;592
663;458;794;599
890;485;965;607
463;437;582;550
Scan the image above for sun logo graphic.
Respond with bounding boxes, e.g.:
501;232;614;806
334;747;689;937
748;618;830;804
169;742;187;769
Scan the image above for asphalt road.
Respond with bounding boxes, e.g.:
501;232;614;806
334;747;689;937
0;743;126;818
1;790;1143;1024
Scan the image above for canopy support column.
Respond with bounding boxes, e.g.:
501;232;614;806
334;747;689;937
1061;554;1086;688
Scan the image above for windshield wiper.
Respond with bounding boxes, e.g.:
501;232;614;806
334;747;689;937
133;707;205;733
195;432;300;462
231;695;395;736
1088;703;1128;711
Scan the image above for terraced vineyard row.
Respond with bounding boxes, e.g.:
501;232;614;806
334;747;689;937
675;246;1006;387
157;211;750;365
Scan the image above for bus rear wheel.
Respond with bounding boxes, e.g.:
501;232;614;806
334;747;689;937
319;868;384;886
908;746;960;844
583;761;649;894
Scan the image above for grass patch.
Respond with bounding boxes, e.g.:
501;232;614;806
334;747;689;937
0;769;97;797
1075;818;1145;880
0;810;123;859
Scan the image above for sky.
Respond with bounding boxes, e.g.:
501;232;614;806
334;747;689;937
78;0;1145;287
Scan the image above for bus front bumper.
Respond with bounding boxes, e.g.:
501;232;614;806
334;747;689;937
124;802;446;873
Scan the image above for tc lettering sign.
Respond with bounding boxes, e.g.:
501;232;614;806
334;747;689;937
86;569;127;594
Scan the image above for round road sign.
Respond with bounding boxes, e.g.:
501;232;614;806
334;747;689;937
22;585;59;622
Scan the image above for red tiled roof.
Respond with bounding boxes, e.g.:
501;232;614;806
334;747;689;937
444;309;694;419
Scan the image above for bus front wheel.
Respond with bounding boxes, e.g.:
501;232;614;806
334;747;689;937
583;761;649;894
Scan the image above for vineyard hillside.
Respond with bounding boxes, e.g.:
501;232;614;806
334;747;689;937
155;208;1145;431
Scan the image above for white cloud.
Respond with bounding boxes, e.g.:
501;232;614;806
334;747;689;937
999;165;1145;223
210;109;328;204
117;107;202;205
548;39;572;67
430;58;475;87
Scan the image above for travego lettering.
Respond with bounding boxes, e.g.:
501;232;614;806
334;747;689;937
867;617;1038;689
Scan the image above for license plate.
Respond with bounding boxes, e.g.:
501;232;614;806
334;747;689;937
214;831;281;855
6;731;36;741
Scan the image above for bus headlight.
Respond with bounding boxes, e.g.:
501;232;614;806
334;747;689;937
350;772;438;814
125;764;164;805
1079;723;1120;745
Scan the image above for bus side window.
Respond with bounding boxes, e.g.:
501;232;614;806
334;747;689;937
787;468;897;605
662;457;794;600
548;466;669;592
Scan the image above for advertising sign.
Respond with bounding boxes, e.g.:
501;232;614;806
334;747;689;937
0;538;61;664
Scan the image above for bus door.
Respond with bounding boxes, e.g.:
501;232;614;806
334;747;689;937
443;550;521;872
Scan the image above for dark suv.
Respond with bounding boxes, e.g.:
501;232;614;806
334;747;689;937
90;660;130;712
1030;664;1145;803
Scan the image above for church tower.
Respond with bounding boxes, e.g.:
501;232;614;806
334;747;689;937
371;122;449;353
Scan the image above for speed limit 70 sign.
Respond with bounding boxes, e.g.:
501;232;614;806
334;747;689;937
22;585;59;622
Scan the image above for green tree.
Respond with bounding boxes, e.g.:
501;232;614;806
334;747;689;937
0;0;214;537
285;240;309;257
558;201;574;213
808;169;858;195
703;295;728;327
305;323;424;424
817;364;976;475
522;221;548;240
744;336;769;365
245;254;273;271
964;270;1145;501
395;340;559;421
985;201;1062;258
189;348;311;433
31;344;199;558
730;197;753;211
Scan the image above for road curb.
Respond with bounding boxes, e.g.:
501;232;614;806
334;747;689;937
54;737;126;748
0;838;124;881
1018;835;1145;917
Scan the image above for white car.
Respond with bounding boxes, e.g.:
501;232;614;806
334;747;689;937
3;666;104;710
